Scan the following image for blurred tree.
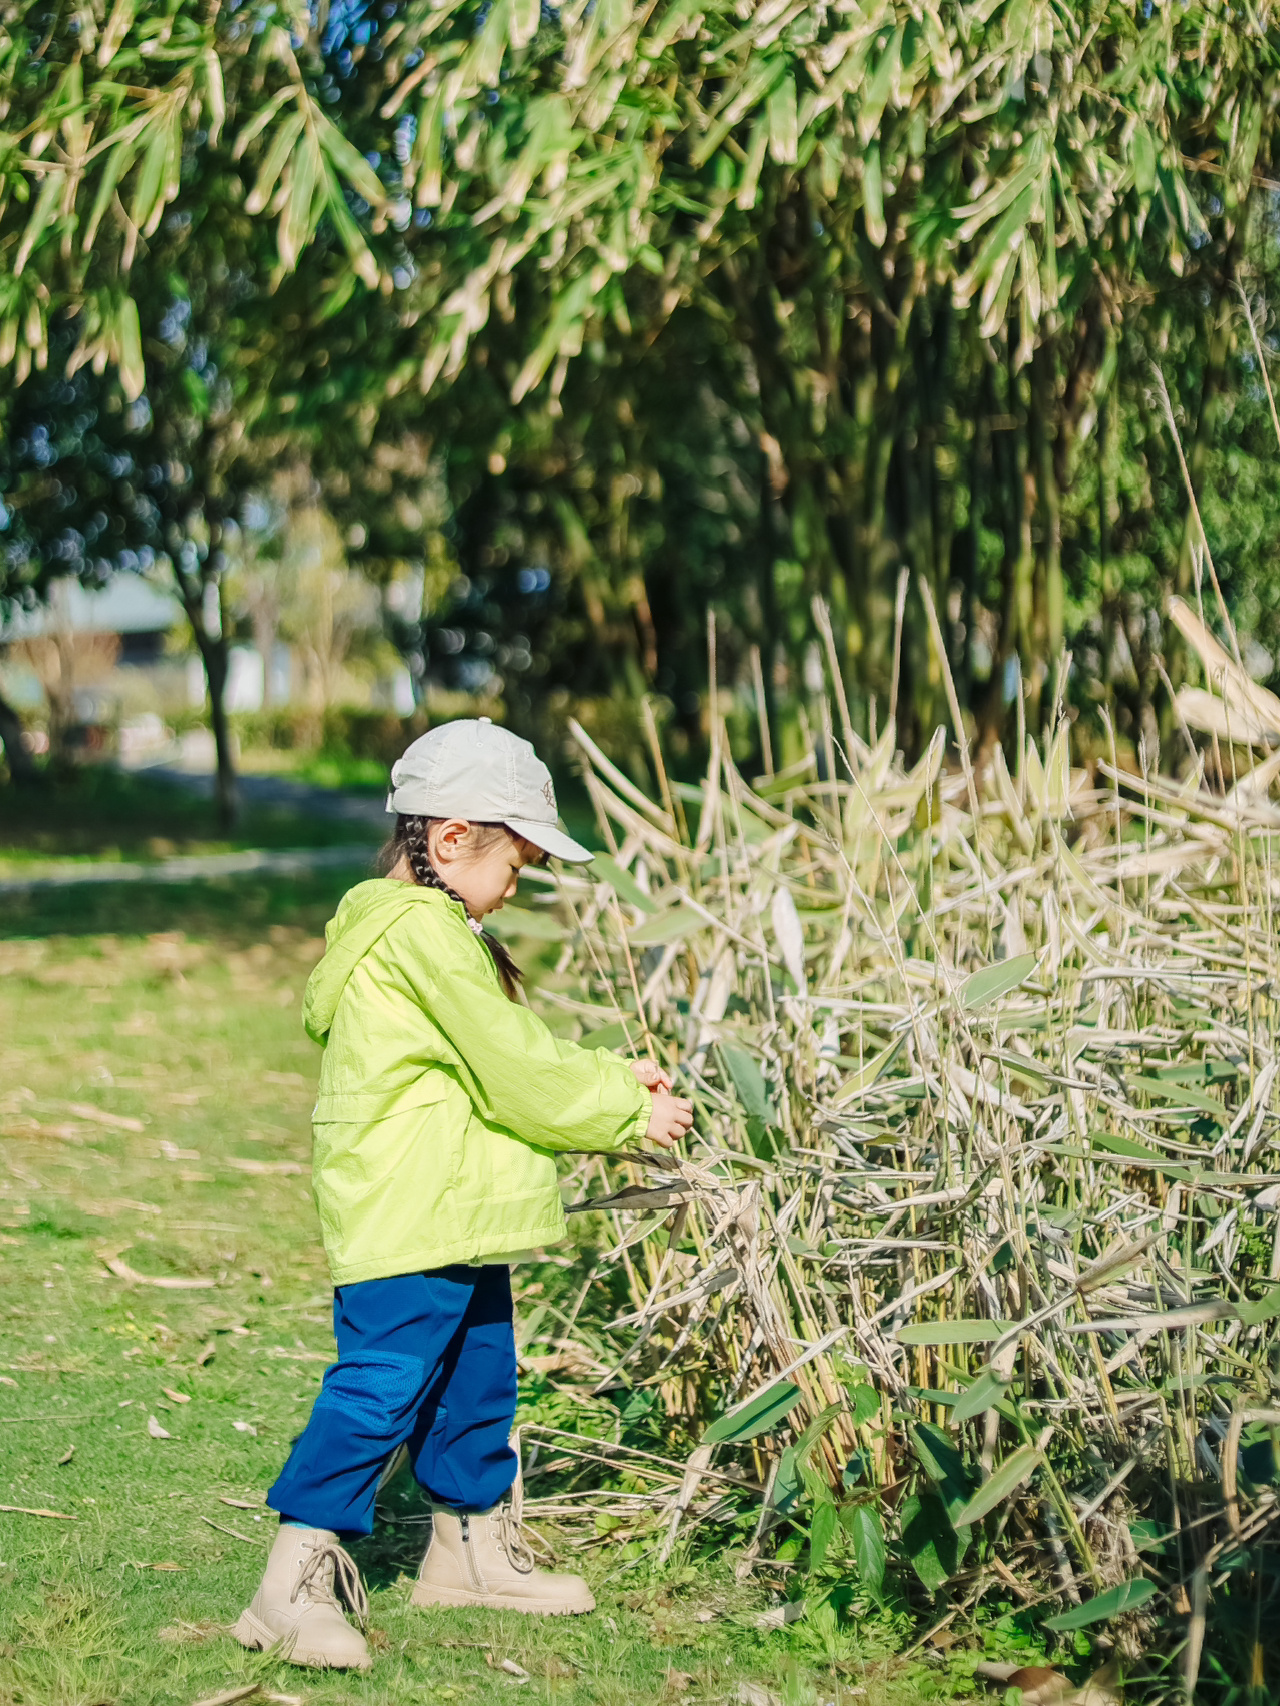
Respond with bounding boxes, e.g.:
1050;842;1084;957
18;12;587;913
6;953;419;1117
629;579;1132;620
3;0;1280;799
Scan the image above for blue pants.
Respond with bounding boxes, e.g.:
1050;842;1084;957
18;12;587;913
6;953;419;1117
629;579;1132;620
267;1265;518;1536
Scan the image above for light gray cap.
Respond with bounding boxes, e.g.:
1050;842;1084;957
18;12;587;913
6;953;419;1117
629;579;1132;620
386;717;593;863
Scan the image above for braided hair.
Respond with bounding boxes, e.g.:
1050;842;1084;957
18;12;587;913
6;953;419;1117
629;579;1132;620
380;814;526;999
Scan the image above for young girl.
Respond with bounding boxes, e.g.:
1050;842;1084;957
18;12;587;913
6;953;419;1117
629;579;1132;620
233;717;693;1673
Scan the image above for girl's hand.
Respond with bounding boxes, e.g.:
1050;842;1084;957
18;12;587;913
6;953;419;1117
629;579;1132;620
630;1059;673;1093
645;1090;694;1149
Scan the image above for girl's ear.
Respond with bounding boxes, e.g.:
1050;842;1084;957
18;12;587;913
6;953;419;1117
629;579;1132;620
430;818;473;864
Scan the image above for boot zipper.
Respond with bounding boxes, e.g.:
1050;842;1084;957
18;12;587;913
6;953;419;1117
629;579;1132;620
459;1512;484;1593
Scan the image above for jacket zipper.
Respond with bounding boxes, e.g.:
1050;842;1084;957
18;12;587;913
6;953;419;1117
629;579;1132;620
459;1512;484;1593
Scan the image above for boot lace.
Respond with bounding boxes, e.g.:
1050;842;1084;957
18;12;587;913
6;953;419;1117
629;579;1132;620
489;1504;542;1575
293;1537;370;1628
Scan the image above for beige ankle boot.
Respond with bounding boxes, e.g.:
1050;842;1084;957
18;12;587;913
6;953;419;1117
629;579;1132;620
412;1502;595;1615
232;1525;372;1670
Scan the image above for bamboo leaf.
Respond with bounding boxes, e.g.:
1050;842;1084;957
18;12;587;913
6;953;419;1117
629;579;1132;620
14;168;64;274
321;164;380;289
900;1490;966;1590
959;953;1037;1011
832;1036;903;1104
952;1444;1043;1527
1235;1288;1280;1329
127;114;170;236
201;49;226;148
510;0;541;48
97;0;135;66
910;1422;977;1525
82;137;137;252
720;1043;777;1126
278;132;321;271
766;73;798;165
115;293;145;401
232;86;295;162
702;1380;803;1446
629;904;703;947
244;109;306;216
950;1370;1008;1426
314;110;388;207
863;143;886;246
1124;1074;1227;1119
1044;1578;1157;1630
899;1320;1015;1346
593;855;659;913
487;908;565;941
579;1020;633;1051
770;886;807;993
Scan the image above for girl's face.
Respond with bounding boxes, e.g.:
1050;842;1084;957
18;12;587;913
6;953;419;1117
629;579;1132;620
428;820;542;918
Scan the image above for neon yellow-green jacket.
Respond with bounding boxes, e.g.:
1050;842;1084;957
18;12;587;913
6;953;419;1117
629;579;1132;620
301;878;650;1285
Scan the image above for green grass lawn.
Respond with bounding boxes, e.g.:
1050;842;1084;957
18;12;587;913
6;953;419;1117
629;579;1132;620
0;767;383;874
0;889;985;1706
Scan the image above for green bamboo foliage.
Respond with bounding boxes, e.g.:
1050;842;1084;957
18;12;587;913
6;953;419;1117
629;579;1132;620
3;0;1272;740
0;0;392;397
2;2;1272;399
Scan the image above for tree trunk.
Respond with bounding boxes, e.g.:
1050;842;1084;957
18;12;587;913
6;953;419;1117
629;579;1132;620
175;569;238;829
202;633;238;830
0;685;40;784
1030;342;1064;679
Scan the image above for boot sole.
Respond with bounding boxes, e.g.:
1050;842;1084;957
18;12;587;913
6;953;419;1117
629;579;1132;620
410;1583;595;1616
230;1609;373;1671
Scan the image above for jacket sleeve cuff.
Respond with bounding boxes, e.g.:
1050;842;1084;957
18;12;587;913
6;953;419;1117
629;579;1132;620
626;1092;651;1149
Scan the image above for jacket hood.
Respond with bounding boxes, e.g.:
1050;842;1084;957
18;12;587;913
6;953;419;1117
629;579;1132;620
303;879;456;1044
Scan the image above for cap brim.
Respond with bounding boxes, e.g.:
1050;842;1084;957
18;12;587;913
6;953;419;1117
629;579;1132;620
504;818;595;864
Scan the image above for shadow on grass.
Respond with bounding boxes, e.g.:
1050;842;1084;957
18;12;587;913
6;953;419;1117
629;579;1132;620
0;767;382;860
355;1467;437;1592
1;868;362;941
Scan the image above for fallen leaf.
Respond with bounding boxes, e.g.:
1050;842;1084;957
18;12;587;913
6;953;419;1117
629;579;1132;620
159;1140;202;1161
1006;1670;1073;1706
737;1685;783;1706
162;1387;192;1404
0;1503;76;1520
232;1420;258;1435
145;1561;184;1572
486;1655;531;1680
196;1342;216;1366
219;1496;263;1510
191;1687;261;1706
200;1514;260;1545
0;1375;17;1388
1074;1660;1123;1706
157;1619;220;1643
118;1399;134;1408
65;1102;146;1132
100;1252;215;1291
263;1695;305;1706
664;1672;695;1696
56;1445;74;1465
755;1600;806;1630
226;1157;306;1176
147;1414;172;1439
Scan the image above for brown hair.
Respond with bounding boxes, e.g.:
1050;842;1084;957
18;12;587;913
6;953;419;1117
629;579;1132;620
379;814;531;998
